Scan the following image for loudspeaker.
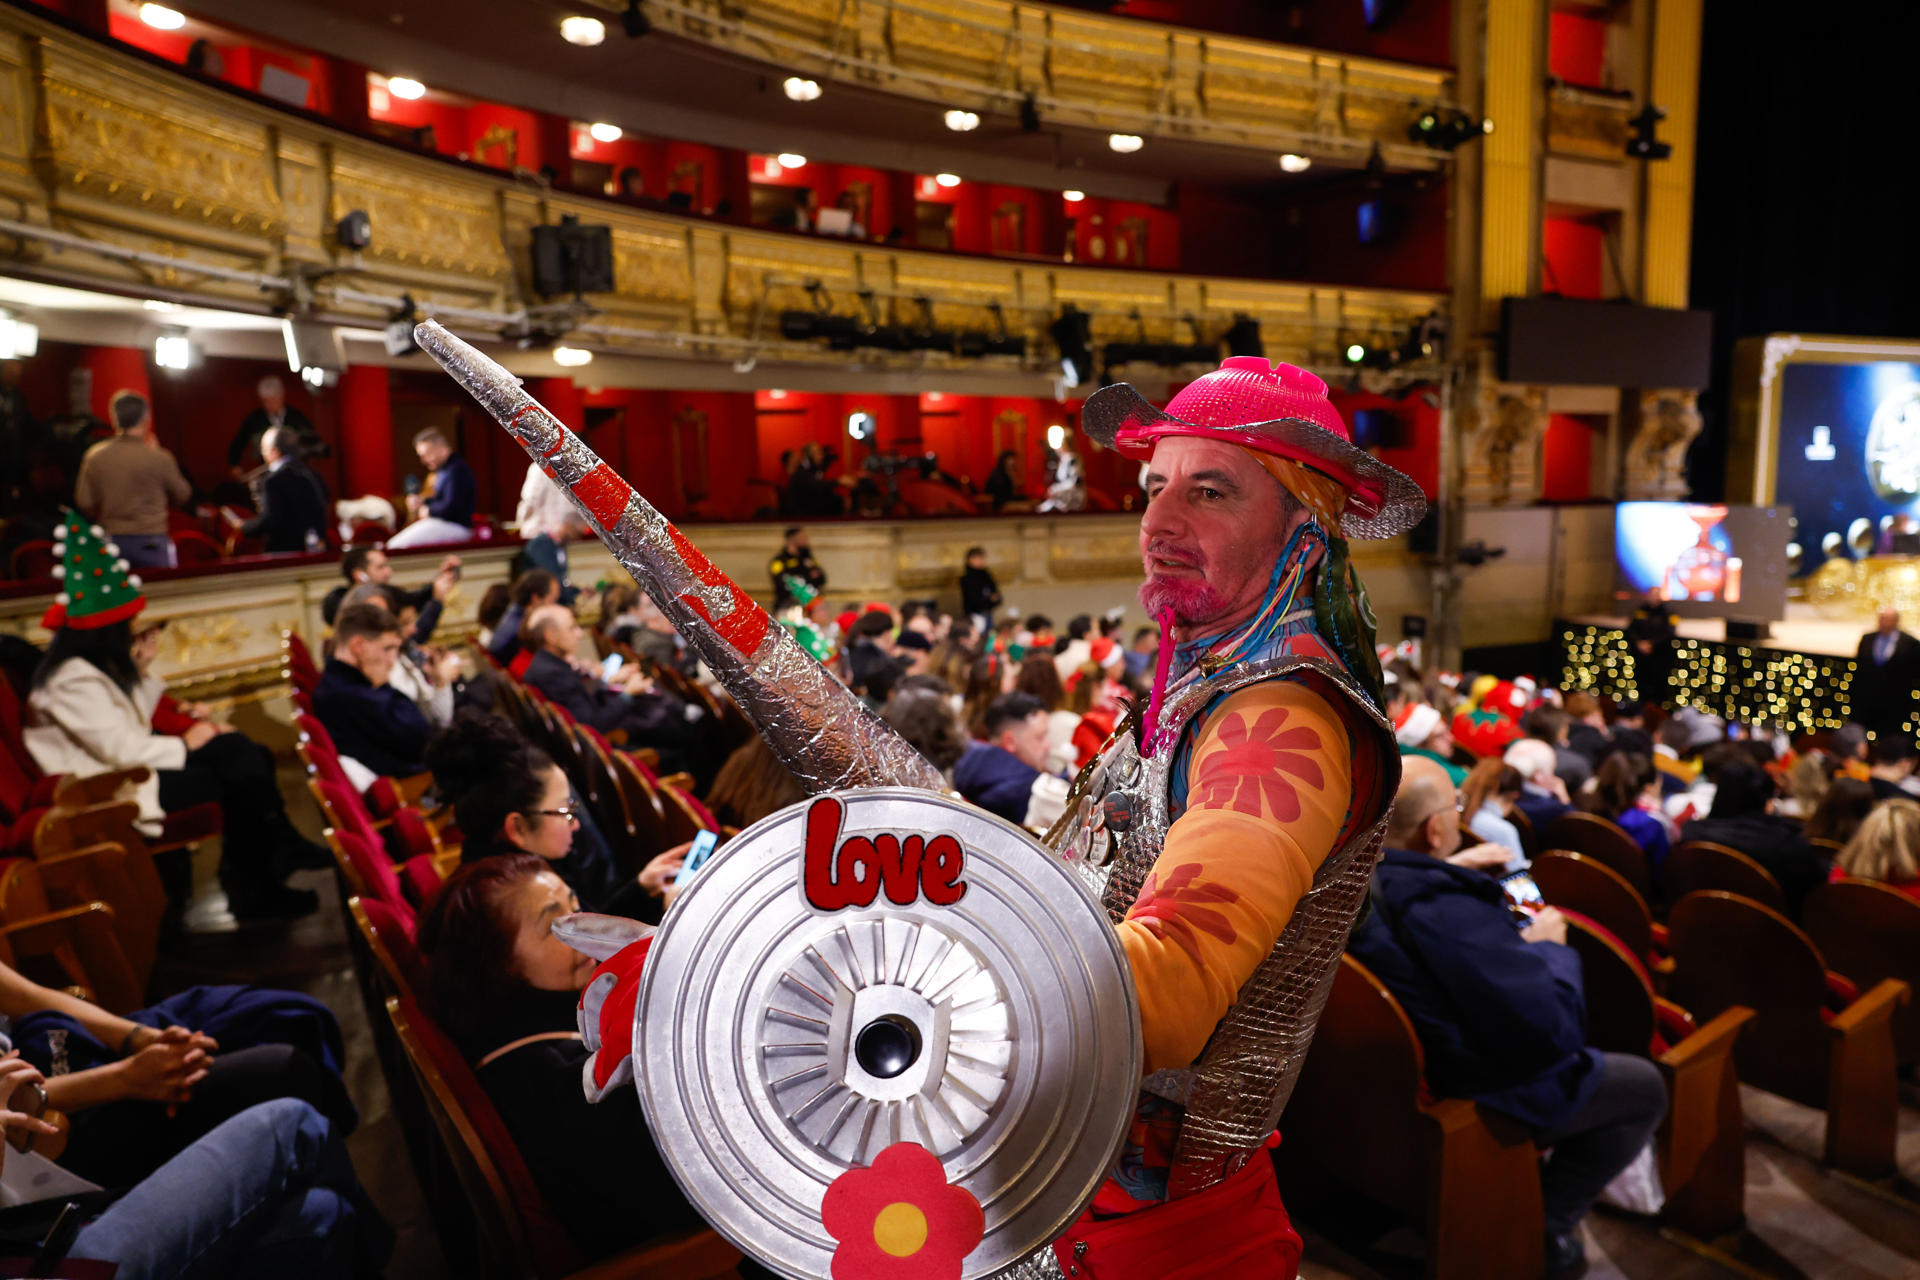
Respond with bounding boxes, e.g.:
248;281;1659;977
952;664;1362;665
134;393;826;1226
1499;297;1711;388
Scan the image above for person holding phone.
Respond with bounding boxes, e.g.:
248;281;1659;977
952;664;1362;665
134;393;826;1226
1348;756;1667;1277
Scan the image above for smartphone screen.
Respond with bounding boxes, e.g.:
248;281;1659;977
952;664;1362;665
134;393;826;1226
1501;871;1544;909
601;654;624;682
673;829;719;889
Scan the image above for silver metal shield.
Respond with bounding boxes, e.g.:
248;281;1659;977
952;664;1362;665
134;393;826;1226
635;789;1141;1280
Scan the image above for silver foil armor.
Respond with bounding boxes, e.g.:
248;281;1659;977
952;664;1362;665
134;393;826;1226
1047;653;1395;1199
412;321;945;795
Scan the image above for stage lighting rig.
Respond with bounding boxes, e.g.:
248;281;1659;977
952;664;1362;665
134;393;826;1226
1051;305;1094;387
1408;106;1491;151
1627;104;1671;160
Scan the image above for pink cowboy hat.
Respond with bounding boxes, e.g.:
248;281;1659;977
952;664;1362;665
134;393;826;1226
1082;356;1427;539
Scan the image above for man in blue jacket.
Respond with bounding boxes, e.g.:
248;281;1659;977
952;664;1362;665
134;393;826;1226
312;602;432;778
1348;754;1667;1277
953;691;1066;828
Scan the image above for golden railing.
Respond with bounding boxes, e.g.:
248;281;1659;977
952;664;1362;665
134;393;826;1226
625;0;1457;169
0;6;1442;373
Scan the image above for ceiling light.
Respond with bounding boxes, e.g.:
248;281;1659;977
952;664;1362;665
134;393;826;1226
943;109;980;132
301;365;326;387
783;77;822;103
154;333;192;371
1107;133;1143;153
1046;424;1067;451
0;313;38;360
142;299;182;313
589;122;622;143
139;4;186;31
1062;190;1085;203
560;15;606;45
1278;153;1312;173
386;76;425;100
934;173;961;188
553;346;593;367
777;153;807;168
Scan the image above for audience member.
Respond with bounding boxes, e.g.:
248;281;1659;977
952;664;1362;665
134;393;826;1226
338;582;460;727
1523;704;1592;793
241;426;330;554
1607;698;1653;760
1503;738;1572;835
768;525;827;611
1623;588;1677;706
0;356;34;503
1829;723;1872;781
427;710;665;915
1678;758;1827;915
959;546;1000;632
1651;715;1699;794
952;691;1068;828
418;856;703;1262
1583;752;1675;871
228;373;318;474
706;736;806;829
520;604;694;771
3;956;355;1189
1867;737;1920;801
475;580;512;650
1807;775;1877;847
1833;799;1920;902
984;449;1023;511
74;391;191;569
1348;754;1667;1277
1394;702;1465;784
1851;608;1920;744
312;602;431;779
1459;758;1527;871
1779;750;1834;818
488;569;560;662
1561;693;1614;770
1014;653;1078;774
516;461;583;603
846;609;902;696
26;525;324;919
390;427;474;548
320;545;461;644
1053;614;1094;680
783;446;842;518
884;685;971;779
1125;626;1158;681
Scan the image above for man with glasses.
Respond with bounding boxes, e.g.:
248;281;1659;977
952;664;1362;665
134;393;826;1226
1348;755;1668;1276
520;603;695;773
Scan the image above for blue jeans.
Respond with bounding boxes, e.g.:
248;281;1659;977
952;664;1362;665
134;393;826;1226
114;533;175;569
70;1099;385;1280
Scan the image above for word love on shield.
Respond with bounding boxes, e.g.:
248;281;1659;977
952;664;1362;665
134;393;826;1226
801;796;969;912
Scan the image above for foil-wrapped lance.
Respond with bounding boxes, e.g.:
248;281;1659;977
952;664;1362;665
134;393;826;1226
412;321;943;794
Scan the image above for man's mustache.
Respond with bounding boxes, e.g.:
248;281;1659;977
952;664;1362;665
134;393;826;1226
1143;540;1204;570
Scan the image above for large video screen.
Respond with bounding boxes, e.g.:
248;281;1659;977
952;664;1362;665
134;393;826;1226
1615;503;1792;622
1776;360;1920;572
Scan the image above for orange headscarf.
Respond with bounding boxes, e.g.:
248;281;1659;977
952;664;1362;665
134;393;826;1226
1248;451;1348;537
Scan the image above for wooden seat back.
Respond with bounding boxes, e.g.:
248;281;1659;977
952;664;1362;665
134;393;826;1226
1531;851;1652;959
1665;890;1831;1108
1560;915;1656;1056
1542;811;1653;902
1803;878;1920;1064
1665;841;1786;914
0;858;141;1012
1507;805;1539;860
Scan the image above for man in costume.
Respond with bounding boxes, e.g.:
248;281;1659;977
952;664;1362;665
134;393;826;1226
1034;356;1425;1274
412;326;1425;1280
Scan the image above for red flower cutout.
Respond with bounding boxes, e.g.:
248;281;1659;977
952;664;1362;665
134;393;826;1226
822;1142;984;1280
1127;863;1241;966
1191;708;1325;821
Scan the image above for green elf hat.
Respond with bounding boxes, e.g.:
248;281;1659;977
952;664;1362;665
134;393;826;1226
42;509;146;631
781;574;819;607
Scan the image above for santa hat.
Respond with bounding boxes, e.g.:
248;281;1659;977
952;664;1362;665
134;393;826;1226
1485;680;1530;721
1089;636;1124;670
833;609;860;635
41;510;145;631
1393;702;1443;748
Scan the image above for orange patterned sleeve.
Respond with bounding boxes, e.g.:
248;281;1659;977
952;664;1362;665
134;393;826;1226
1115;679;1353;1075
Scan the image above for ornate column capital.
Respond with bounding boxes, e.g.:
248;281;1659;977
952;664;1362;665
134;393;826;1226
1623;389;1702;500
1458;351;1546;507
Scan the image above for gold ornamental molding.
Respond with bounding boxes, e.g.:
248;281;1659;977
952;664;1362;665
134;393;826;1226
627;0;1457;169
0;4;1441;375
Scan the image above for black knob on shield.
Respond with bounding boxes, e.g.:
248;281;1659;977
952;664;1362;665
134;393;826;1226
854;1015;922;1079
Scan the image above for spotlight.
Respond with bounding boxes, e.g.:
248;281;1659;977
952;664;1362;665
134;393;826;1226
589;122;622;143
1627;104;1672;160
934;173;961;188
139;3;185;30
560;15;606;45
154;332;192;371
777;152;808;168
943;109;980;132
553;346;593;367
1278;153;1312;173
783;76;822;102
1107;133;1144;154
1062;189;1085;203
386;76;425;100
383;295;420;358
1408;106;1490;151
1019;93;1041;132
1046;423;1067;451
621;0;651;37
334;209;372;250
1224;314;1264;358
1345;341;1368;365
1051;305;1095;388
847;411;875;442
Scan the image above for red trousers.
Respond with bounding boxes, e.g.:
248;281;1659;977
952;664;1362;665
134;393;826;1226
1050;1140;1301;1279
